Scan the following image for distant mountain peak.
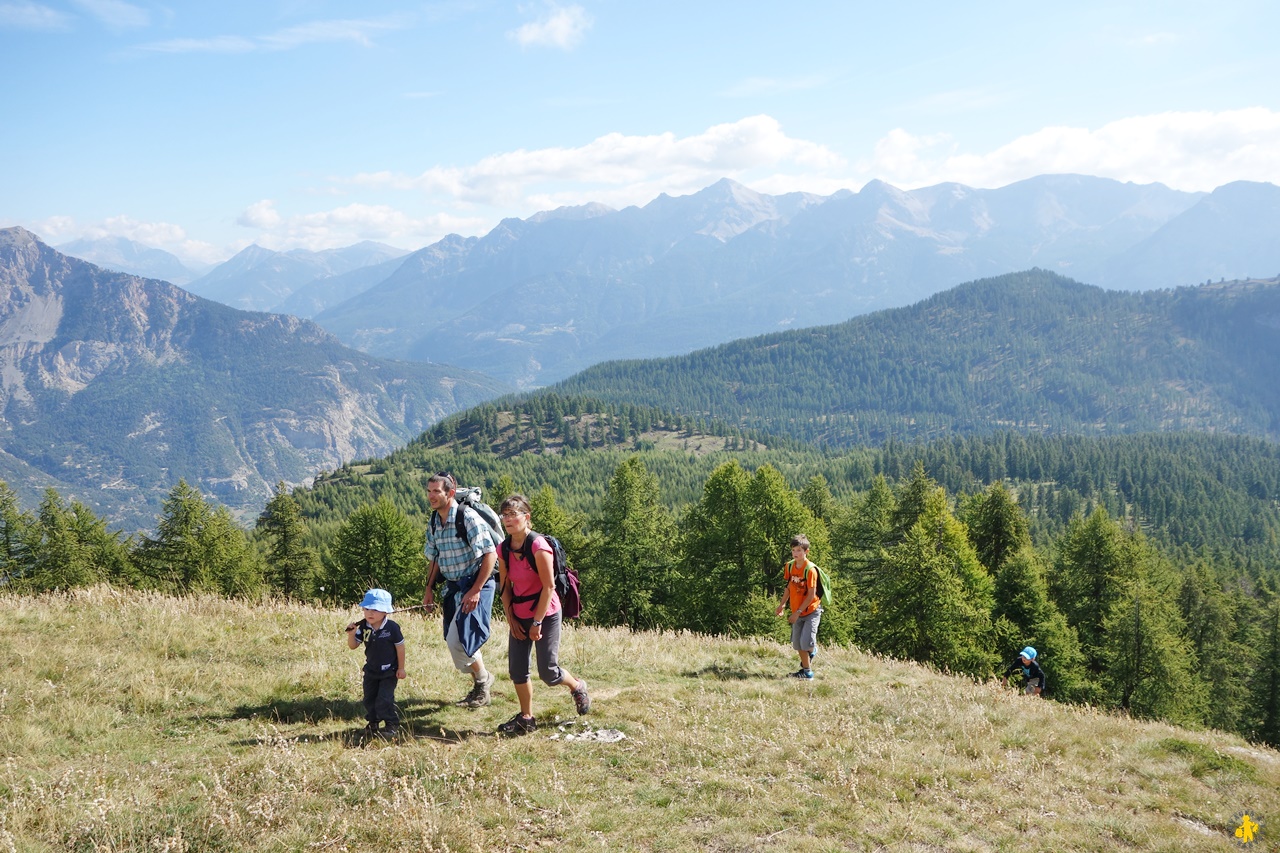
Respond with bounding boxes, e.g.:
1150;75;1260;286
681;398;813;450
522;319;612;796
0;226;40;249
528;202;616;223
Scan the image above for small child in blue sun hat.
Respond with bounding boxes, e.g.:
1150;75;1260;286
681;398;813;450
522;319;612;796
346;589;406;738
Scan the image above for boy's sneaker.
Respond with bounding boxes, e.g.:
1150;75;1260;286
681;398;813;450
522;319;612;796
497;713;537;736
459;672;495;708
571;679;591;715
789;668;814;679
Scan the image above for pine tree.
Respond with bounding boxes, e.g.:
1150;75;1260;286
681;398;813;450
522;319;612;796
1052;508;1141;675
1102;579;1205;724
257;484;320;599
1177;560;1256;733
799;474;836;527
589;457;678;631
860;487;996;677
962;481;1031;574
1254;599;1280;747
0;481;33;585
328;498;424;607
134;481;261;595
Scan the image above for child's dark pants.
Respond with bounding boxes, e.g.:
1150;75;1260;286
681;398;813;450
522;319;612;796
363;674;398;726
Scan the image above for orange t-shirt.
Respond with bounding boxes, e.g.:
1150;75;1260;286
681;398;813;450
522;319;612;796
784;559;820;617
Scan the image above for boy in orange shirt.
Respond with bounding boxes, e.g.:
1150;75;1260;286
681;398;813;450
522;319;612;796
774;534;823;679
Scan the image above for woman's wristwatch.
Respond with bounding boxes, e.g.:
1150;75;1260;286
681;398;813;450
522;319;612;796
531;619;543;626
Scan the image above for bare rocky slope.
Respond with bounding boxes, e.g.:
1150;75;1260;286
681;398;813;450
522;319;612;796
0;228;508;528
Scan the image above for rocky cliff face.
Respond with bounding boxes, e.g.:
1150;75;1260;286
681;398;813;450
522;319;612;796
0;228;507;529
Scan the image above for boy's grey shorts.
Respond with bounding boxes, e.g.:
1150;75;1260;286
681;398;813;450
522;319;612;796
791;607;822;652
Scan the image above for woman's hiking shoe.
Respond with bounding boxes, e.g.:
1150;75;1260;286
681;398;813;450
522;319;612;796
459;672;495;708
571;679;591;715
498;713;537;735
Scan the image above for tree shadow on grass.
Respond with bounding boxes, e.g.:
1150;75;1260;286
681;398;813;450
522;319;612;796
221;696;497;748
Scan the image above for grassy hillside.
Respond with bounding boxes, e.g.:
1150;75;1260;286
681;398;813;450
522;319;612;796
3;586;1276;851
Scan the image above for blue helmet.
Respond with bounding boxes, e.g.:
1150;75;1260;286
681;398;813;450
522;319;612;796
1020;646;1038;661
359;588;393;613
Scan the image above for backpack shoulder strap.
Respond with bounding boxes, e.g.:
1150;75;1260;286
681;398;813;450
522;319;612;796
454;504;471;547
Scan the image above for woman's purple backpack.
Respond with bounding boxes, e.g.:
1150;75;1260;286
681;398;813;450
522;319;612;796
505;532;582;619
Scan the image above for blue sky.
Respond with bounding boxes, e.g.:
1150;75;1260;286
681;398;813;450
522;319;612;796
2;0;1278;264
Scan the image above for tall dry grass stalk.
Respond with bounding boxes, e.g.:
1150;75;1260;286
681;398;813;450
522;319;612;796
0;585;1275;851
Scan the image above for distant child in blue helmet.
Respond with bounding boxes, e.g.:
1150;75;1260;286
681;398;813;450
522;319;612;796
346;588;407;739
1002;646;1045;696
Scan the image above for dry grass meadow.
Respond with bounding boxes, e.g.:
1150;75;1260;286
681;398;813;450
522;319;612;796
0;586;1276;852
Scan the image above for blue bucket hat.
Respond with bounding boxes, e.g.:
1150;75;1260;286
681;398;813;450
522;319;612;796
359;588;393;613
1020;646;1038;661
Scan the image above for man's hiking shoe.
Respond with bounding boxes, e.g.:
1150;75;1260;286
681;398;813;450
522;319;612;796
571;679;591;715
459;672;495;708
363;721;380;737
789;668;814;679
377;726;399;741
498;713;538;736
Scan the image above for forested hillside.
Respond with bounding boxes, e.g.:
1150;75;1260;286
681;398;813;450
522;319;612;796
5;394;1280;745
552;270;1280;446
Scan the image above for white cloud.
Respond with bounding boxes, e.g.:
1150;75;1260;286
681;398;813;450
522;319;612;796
237;202;483;252
0;0;69;30
136;15;405;54
259;18;404;50
862;108;1280;192
71;0;147;30
11;214;222;267
350;115;844;208
509;2;591;50
97;214;186;244
238;200;282;230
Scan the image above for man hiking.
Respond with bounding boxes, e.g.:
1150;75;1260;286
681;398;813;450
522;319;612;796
422;472;498;708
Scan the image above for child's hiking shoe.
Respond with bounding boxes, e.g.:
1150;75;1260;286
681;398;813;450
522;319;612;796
459;672;495;708
789;668;814;679
571;679;591;715
498;713;537;735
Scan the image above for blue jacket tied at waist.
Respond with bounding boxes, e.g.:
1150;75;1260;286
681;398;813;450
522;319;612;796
441;573;495;657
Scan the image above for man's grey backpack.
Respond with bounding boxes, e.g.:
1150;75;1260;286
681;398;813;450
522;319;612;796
430;486;504;546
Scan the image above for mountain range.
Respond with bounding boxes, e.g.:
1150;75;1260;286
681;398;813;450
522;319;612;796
0;228;507;528
286;174;1276;387
84;175;1280;392
182;241;409;313
57;235;206;286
